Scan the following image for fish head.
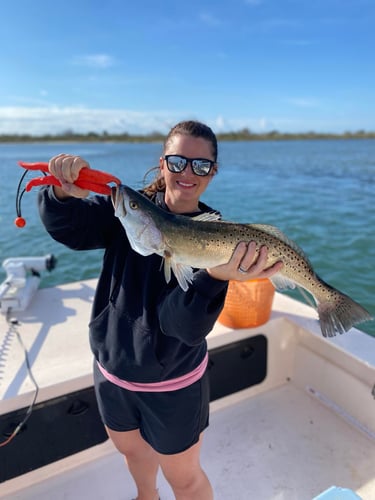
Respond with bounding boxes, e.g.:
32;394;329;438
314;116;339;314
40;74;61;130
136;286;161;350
111;185;165;257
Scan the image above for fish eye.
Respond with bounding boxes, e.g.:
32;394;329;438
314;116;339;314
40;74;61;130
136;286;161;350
129;201;138;210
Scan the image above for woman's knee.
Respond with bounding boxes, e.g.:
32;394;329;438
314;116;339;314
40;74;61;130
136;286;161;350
158;436;206;492
163;463;212;499
165;467;204;492
106;427;154;459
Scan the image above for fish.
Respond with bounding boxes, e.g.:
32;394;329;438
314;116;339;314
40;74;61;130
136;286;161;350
111;184;373;338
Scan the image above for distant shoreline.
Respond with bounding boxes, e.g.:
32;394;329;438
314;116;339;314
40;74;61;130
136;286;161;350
1;130;375;144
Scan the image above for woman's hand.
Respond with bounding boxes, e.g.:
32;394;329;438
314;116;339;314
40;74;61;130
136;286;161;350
48;154;91;199
206;241;283;282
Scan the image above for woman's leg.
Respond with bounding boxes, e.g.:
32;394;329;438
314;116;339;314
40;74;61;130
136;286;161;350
157;433;213;500
106;426;160;500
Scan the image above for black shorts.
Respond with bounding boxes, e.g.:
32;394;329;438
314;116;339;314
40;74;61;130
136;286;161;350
93;361;210;455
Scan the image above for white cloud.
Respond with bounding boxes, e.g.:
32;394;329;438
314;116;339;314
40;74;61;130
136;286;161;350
260;18;302;31
71;54;116;69
0;106;184;135
0;105;368;136
199;12;222;26
214;115;226;131
213;115;270;133
258;117;269;130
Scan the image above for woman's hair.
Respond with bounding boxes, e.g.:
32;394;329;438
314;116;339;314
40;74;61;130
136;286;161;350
143;120;218;196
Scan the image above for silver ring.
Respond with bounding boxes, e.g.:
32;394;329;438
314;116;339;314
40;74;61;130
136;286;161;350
238;266;247;274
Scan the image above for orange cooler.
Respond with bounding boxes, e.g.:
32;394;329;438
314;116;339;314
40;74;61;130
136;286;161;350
218;278;275;329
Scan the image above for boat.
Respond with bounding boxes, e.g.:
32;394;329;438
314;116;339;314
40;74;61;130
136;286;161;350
0;256;374;499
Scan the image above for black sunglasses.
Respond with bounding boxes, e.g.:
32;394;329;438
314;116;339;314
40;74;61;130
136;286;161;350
164;155;216;176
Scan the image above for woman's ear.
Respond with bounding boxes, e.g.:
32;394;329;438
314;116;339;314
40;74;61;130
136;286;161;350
159;156;164;171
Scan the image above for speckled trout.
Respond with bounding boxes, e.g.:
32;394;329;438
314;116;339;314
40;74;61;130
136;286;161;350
111;185;372;338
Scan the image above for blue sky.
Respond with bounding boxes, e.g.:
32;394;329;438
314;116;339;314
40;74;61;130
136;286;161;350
1;0;374;135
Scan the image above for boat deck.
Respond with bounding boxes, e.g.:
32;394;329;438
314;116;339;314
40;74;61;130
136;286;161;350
3;381;374;500
1;279;374;499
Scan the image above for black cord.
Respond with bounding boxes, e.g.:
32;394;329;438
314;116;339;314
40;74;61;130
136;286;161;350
15;169;47;219
0;312;39;447
15;170;29;218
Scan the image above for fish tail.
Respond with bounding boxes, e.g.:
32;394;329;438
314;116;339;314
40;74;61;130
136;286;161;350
317;290;373;337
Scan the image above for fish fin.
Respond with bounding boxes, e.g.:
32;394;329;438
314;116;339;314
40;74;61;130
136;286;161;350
163;254;194;291
163;256;172;283
251;224;311;264
192;212;221;222
270;272;296;291
171;261;194;292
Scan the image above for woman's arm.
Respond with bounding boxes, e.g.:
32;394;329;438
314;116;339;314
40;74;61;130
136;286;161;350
158;242;283;345
38;185;118;250
157;270;228;346
38;153;120;250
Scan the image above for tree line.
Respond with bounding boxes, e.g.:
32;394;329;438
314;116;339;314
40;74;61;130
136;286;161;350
1;128;375;143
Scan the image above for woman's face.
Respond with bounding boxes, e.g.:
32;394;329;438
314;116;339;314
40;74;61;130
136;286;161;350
160;134;216;213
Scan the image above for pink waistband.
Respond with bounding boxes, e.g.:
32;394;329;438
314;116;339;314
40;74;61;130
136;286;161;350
97;352;209;392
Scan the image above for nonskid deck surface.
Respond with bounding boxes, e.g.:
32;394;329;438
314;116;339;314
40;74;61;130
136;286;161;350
4;383;374;500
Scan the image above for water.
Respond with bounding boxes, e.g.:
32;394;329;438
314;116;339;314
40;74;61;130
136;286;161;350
0;140;374;336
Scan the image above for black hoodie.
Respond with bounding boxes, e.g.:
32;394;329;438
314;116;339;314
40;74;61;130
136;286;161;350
38;187;228;383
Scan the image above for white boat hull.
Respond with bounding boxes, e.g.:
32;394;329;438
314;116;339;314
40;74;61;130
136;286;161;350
1;279;374;499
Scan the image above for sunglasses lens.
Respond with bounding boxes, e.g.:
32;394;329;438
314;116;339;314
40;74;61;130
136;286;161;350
191;159;212;176
166;155;187;172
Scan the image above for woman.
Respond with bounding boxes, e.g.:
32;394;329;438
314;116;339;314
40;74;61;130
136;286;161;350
38;120;282;500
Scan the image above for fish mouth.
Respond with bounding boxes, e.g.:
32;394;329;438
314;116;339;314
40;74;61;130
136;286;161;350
111;185;126;215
